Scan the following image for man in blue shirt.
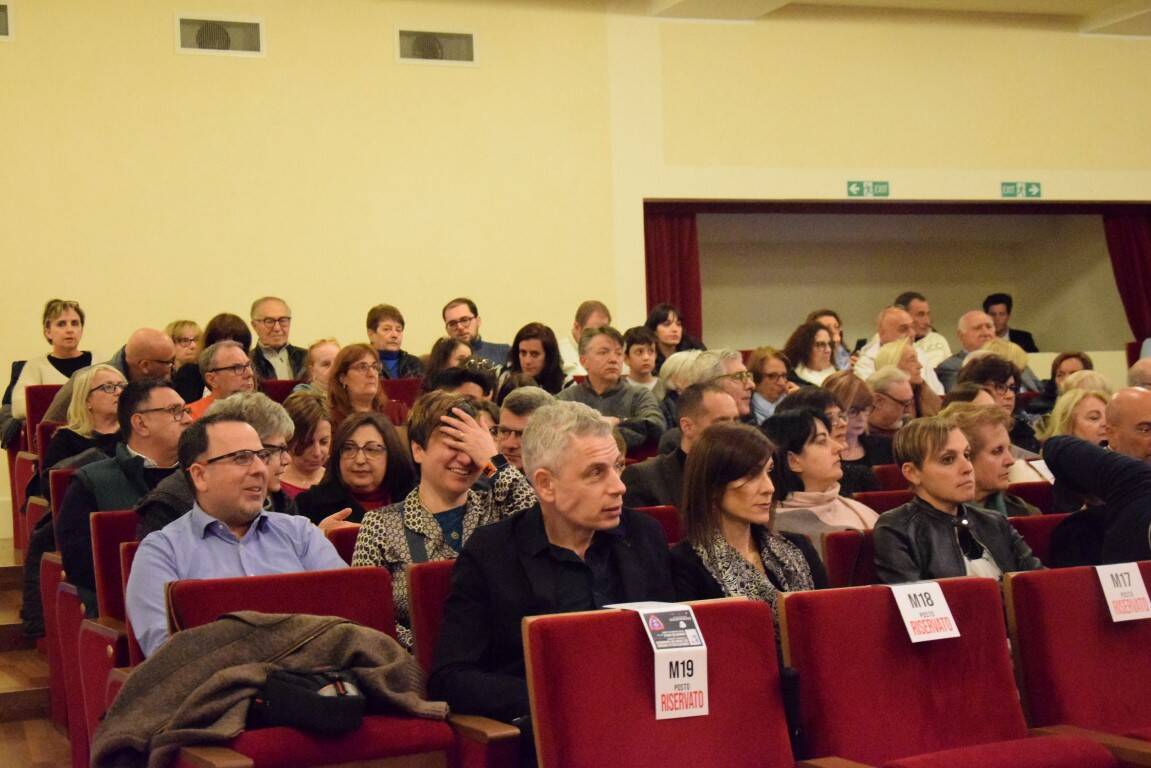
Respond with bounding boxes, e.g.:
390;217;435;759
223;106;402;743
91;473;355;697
125;412;347;657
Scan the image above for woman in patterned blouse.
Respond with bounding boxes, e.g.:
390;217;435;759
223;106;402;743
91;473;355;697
351;391;537;649
670;422;826;614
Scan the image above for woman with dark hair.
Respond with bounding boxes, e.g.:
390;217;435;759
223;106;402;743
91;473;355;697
328;343;391;432
279;390;332;498
352;391;537;648
775;385;878;493
294;411;415;526
762;409;879;557
957;353;1040;454
644;303;705;375
806;308;852;371
172;312;253;403
502;322;566;394
782;321;836;387
672;422;825;615
1029;351;1096;415
422;337;472;392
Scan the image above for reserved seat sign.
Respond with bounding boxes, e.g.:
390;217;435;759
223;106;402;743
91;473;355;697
608;601;709;720
888;582;961;643
1095;564;1151;622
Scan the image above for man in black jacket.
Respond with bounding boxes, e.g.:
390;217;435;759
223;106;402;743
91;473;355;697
623;382;737;509
249;296;307;380
429;401;675;729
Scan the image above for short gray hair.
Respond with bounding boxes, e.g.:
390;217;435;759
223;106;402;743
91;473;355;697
658;350;702;393
522;401;613;478
199;340;246;376
501;386;555;417
867;365;911;394
205;391;294;442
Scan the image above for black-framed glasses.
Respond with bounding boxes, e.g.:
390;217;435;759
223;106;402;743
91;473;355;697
204;448;273;467
174;335;200;346
877;391;914;410
494;425;525;440
445;315;476;330
89;382;127;395
348;361;383;375
255;316;292;328
208;362;253;376
136;404;192;421
340;442;387;459
988;381;1018;396
262;443;289;462
145;358;177;370
760;372;787;382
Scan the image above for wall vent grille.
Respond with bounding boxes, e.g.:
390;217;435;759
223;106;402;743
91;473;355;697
178;17;262;55
398;30;475;63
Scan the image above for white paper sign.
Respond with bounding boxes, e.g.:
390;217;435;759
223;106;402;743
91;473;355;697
611;602;709;720
1095;564;1151;622
889;582;961;643
1027;459;1054;484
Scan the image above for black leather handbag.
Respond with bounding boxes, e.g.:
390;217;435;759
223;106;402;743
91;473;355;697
247;669;366;734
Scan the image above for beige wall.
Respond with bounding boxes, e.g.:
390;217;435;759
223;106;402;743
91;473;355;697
3;1;1151;534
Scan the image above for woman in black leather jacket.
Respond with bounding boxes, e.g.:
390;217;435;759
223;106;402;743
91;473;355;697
874;415;1043;584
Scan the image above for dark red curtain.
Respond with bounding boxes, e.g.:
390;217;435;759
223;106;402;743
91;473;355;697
644;209;703;341
1103;212;1151;342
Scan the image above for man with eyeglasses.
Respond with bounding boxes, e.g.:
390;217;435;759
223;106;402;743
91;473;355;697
126;413;347;657
57;379;191;613
867;366;915;444
44;327;177;422
496;386;555;471
442;297;510;367
187;341;257;420
249;296;307;380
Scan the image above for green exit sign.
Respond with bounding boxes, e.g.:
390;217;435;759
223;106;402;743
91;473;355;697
1001;181;1042;198
847;180;890;198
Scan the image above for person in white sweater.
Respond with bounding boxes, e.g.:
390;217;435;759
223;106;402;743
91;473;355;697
12;299;93;419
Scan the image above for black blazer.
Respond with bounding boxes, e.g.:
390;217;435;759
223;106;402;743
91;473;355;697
294;481;368;526
428;505;675;723
1007;328;1038;353
622;451;684;509
670;531;827;601
250;344;308;381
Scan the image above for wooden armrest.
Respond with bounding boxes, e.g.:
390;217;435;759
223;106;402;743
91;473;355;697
1031;725;1151;766
797;758;875;768
87;616;126;634
176;746;254;768
447;713;520;743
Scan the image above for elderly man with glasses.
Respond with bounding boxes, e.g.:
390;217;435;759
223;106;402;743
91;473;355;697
57;379;192;614
442;296;510;367
248;296;307;380
125;412;347;657
187;340;256;420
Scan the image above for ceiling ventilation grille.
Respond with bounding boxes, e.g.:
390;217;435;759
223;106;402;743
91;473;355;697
0;5;10;39
178;17;262;55
398;30;475;64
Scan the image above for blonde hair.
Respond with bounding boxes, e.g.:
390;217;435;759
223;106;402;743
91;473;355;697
982;338;1029;373
938;402;1012;453
1038;389;1110;442
66;364;125;437
874;338;913;372
1062;369;1111;397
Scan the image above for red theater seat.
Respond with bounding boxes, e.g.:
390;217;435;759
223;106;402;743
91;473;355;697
780;579;1118;767
1006;513;1068;566
324;523;360;566
634;505;682;545
852;489;912;513
91;510;138;621
380;377;423;408
58;581;90;768
524;599;803;768
40;552;68;729
407;559;456;676
1007;481;1054;515
258;379;299;404
871;464;907;491
25;383;62;452
822;529;879;588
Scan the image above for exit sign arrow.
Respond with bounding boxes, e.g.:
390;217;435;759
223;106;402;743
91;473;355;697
1002;181;1042;199
847;180;891;198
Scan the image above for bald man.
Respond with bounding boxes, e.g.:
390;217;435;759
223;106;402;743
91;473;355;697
853;307;945;395
1105;387;1151;462
1127;359;1151;388
45;328;177;422
934;311;996;393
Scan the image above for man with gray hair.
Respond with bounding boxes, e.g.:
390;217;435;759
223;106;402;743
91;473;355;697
1128;358;1151;388
249;295;307;380
935;310;997;392
429;401;675;737
863;366;914;465
658;348;754;454
188;341;256;420
496;386;555;471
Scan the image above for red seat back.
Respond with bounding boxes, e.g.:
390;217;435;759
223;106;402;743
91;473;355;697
1007;481;1054;515
852;489;912;513
57;581;90;768
50;468;78;536
325;523;361;565
259;379;299;404
383;400;410;426
167;567;395;638
120;541;144;666
1005;562;1151;731
822;529;879;587
40;552;68;729
25;384;62;451
91;510;138;621
1006;513;1068;566
24;497;50;553
13;452;38;546
380;377;423;408
634;505;682;545
407;560;456;675
37;420;63;463
871;463;907;490
525;599;794;768
781;579;1028;764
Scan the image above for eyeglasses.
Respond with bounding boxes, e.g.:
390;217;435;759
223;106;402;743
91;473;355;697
877;391;914;410
847;405;873;418
208;362;253;376
89;382;127;395
988;382;1018;396
445;315;476;330
174;335;199;347
145;358;176;370
715;370;754;384
825;410;847;425
340;442;386;459
348;361;383;375
759;372;787;382
136;404;192;421
262;443;289;462
494;425;525;440
204;448;273;467
255;317;292;328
